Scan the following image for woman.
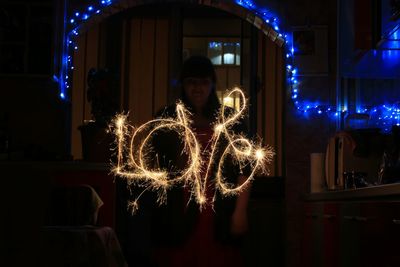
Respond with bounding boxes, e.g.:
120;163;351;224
150;56;251;267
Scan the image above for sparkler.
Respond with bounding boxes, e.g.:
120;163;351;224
111;87;274;212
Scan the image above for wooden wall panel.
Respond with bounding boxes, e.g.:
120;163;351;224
257;32;264;140
139;18;156;123
153;18;169;115
227;67;240;89
71;26;100;159
215;67;241;92
265;37;277;176
215;68;227;91
84;26;100;121
129;18;141;125
257;34;284;176
129;18;154;125
120;19;129;112
127;17;169;124
275;45;284;177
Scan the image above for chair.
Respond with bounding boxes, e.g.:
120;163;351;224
40;184;127;267
46;184;103;226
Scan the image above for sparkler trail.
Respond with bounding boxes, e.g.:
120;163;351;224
111;87;274;212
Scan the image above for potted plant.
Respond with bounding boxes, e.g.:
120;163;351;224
79;68;118;162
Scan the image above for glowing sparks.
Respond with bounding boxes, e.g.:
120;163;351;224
214;124;224;133
111;87;274;212
255;149;265;160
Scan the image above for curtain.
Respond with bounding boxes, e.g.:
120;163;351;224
71;25;101;159
121;16;169;125
256;31;285;177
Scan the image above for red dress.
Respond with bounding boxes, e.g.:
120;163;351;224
154;125;243;267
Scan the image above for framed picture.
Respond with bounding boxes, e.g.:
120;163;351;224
293;30;315;56
292;25;328;75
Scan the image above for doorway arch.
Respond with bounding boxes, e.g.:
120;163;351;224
66;0;285;177
66;0;285;47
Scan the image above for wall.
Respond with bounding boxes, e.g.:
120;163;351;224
279;0;338;266
0;0;69;160
1;0;339;265
0;76;69;160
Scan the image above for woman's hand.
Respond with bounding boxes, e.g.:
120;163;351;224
230;208;248;236
230;175;251;236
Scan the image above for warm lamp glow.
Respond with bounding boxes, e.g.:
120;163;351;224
223;96;234;108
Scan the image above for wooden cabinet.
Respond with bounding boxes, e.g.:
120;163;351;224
302;194;400;267
302;202;323;267
359;202;400;267
339;202;361;267
323;203;340;267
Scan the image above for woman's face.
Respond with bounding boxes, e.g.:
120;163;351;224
183;77;213;112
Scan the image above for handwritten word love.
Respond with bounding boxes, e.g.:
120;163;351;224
111;88;274;212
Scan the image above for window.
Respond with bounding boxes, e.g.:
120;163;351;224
216;90;242;112
207;41;240;66
182;37;242;111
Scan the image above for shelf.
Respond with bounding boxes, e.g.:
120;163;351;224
0;161;110;171
305;183;400;202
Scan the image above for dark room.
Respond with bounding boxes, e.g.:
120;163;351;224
1;0;400;266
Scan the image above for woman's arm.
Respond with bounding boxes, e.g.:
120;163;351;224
230;175;251;235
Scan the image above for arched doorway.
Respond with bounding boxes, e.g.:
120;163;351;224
69;1;284;179
66;2;286;265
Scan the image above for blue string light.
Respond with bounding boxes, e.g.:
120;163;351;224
208;42;222;49
57;0;399;132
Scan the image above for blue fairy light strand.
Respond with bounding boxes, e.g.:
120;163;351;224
56;0;399;132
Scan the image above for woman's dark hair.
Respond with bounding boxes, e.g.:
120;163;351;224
179;56;220;120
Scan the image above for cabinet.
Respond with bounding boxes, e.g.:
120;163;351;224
302;188;400;267
0;1;53;74
359;202;400;267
